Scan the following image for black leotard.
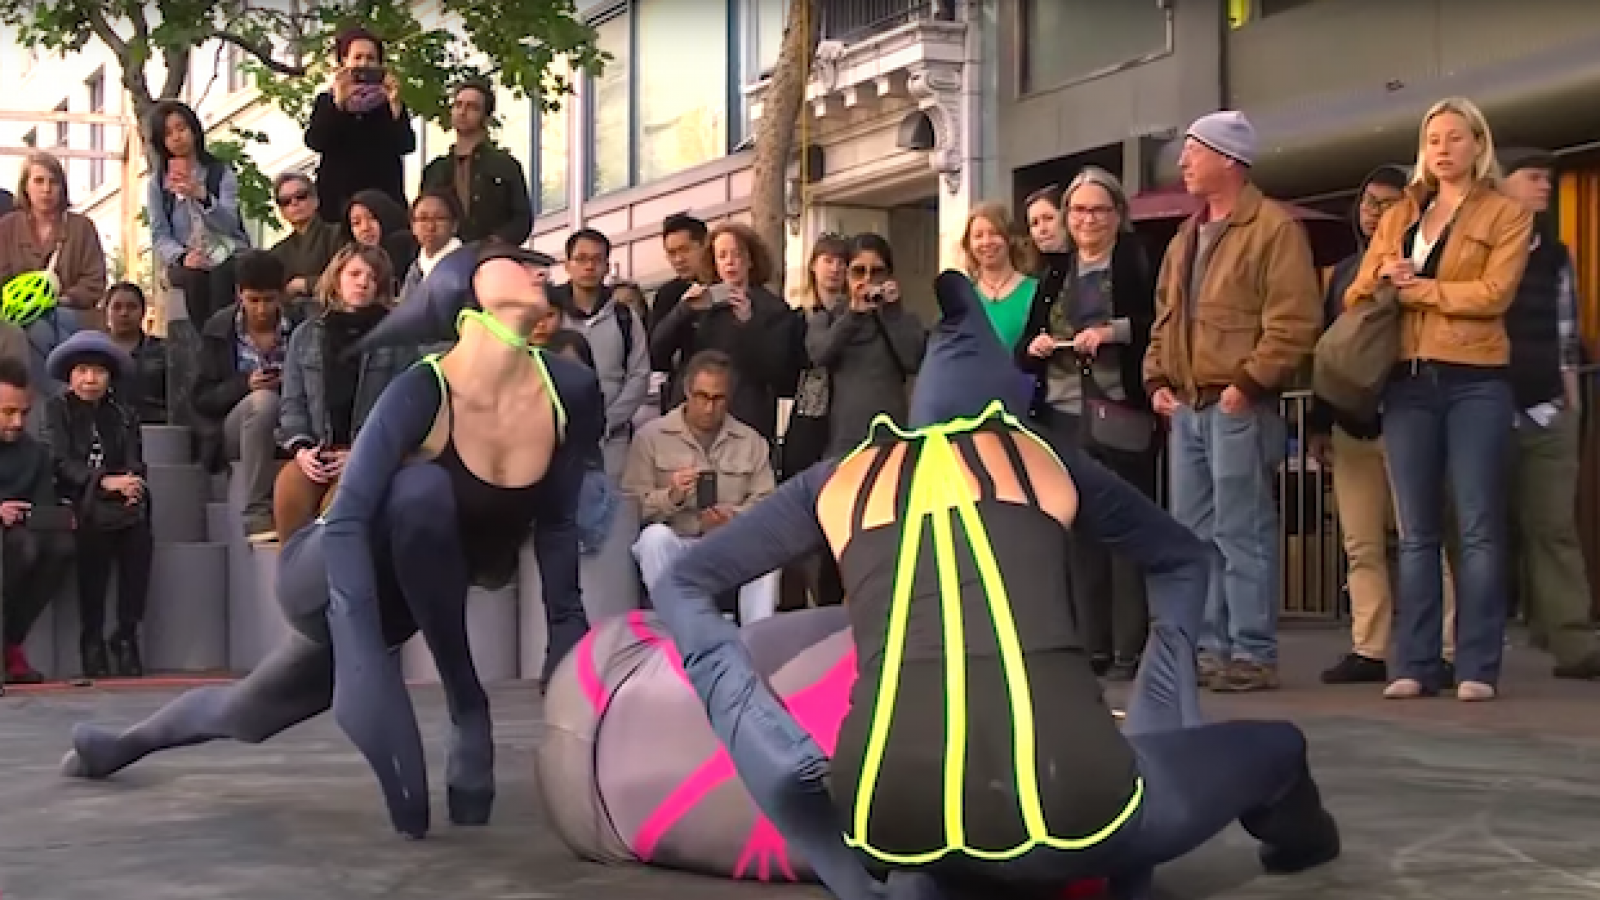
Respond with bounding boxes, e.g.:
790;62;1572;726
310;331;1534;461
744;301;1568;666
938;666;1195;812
830;412;1141;865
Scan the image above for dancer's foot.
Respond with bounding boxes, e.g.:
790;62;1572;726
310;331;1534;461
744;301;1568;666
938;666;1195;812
1259;809;1341;873
445;710;495;826
60;724;120;779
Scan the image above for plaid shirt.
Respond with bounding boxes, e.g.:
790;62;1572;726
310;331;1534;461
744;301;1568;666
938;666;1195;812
232;306;292;373
1555;259;1582;373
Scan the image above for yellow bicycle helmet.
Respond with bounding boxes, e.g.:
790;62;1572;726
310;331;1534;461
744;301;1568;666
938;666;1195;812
1;271;59;328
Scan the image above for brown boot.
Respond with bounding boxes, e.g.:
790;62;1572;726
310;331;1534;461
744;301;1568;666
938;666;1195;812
1211;659;1281;693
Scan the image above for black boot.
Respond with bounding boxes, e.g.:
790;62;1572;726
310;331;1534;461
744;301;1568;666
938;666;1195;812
108;631;143;677
1243;765;1342;874
80;635;110;679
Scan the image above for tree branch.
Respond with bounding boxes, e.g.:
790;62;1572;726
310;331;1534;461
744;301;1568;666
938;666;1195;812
193;41;227;109
212;29;309;77
159;47;191;99
86;5;153;111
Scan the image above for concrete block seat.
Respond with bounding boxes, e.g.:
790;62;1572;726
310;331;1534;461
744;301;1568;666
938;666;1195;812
401;583;521;684
146;462;209;544
139;424;194;467
517;497;644;681
227;541;287;674
143;542;230;673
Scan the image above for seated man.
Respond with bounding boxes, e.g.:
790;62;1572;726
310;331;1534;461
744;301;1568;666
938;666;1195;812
651;273;1340;900
0;357;75;684
191;251;304;542
624;350;778;624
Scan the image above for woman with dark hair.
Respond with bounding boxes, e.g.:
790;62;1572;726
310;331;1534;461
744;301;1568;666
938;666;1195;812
1017;167;1159;681
43;331;151;678
145;99;252;326
345;189;419;290
649;222;798;440
400;190;464;301
1024;183;1066;254
545;328;596;369
305;26;417;223
805;233;926;457
101;282;168;424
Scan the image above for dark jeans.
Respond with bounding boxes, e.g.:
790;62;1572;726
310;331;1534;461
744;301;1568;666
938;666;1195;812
1382;368;1513;687
76;521;154;639
1039;408;1155;661
167;257;238;327
2;525;75;645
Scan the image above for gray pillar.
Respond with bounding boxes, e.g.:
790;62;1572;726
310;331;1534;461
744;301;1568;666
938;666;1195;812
140;424;193;466
518;542;547;681
144;542;229;672
227;542;288;673
147;463;209;543
580;496;642;621
401;583;521;683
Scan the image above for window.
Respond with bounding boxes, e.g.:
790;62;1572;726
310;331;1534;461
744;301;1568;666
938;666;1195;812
536;61;571;212
54;101;69;149
589;11;631;196
1020;0;1172;93
227;43;249;93
635;0;728;183
87;69;106;189
748;0;787;81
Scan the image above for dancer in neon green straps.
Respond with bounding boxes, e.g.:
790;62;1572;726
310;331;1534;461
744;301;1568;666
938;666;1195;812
651;271;1341;899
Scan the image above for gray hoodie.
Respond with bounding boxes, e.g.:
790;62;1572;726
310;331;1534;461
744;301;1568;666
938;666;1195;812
549;283;650;440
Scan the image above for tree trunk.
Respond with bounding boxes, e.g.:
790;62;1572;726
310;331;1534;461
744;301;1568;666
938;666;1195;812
749;0;822;290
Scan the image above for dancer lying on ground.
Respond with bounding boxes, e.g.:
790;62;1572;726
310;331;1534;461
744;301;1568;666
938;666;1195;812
63;243;606;840
651;271;1341;900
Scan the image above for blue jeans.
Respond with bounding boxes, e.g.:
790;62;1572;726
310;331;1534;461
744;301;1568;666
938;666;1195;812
1168;403;1286;664
1382;370;1512;686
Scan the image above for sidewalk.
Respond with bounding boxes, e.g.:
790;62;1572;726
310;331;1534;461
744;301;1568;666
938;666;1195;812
0;627;1595;900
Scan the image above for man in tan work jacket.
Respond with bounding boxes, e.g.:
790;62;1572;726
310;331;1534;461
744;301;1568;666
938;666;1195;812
1143;111;1322;693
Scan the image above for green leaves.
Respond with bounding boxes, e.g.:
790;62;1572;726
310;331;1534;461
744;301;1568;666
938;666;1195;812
2;0;605;231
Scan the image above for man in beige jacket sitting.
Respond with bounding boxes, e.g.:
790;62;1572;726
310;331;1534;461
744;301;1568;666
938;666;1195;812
623;349;779;624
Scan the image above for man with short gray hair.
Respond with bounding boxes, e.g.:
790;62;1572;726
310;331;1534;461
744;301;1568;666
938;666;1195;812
1143;110;1322;692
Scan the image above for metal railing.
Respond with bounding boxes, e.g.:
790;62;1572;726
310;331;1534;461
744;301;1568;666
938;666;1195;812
819;0;955;43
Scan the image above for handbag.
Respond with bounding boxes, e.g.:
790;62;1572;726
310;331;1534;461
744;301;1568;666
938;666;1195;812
1312;282;1400;422
77;423;146;532
1079;356;1156;454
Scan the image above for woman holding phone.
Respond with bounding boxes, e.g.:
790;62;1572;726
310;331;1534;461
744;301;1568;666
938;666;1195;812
304;27;416;224
272;244;418;543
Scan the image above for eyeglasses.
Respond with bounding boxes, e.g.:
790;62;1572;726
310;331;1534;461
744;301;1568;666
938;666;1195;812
849;264;889;279
569;253;608;266
1360;195;1400;212
1067;205;1116;220
411;213;453;224
277;190;310;207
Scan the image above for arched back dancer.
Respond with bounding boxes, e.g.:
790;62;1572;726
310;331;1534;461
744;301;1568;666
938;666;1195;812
651;272;1341;899
63;244;606;840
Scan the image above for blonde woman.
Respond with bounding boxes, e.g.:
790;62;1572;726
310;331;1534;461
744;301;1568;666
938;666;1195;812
272;244;419;542
960;201;1039;348
1344;97;1532;702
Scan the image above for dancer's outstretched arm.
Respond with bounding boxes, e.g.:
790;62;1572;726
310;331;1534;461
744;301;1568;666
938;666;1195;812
321;364;442;837
653;461;883;900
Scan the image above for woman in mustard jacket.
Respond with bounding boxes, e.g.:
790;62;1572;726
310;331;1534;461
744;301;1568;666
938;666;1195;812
1343;97;1532;703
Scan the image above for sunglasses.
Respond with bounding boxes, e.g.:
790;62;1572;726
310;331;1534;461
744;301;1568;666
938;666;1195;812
276;190;310;207
849;264;889;279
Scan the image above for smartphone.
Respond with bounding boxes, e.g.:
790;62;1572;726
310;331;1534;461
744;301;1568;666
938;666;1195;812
695;471;718;510
261;363;283;377
352;65;387;85
707;283;734;307
25;505;75;532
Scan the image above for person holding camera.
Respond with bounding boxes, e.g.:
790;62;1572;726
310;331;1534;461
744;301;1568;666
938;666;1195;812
624;350;780;624
0;357;74;685
304;26;416;225
273;244;416;544
43;332;152;679
192;252;306;542
802;232;926;458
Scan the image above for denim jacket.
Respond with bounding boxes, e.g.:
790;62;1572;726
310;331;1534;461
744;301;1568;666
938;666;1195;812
276;316;419;451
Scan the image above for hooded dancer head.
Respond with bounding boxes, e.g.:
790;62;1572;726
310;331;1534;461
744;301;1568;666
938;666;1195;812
905;270;1034;429
356;242;556;353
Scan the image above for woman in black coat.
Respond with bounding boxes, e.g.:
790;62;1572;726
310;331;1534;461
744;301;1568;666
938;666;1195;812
42;331;152;679
1015;167;1158;680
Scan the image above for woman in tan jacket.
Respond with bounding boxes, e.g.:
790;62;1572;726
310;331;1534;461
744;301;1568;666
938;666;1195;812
1343;97;1531;703
0;151;109;393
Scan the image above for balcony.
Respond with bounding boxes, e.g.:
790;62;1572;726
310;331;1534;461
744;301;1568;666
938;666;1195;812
820;0;957;43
